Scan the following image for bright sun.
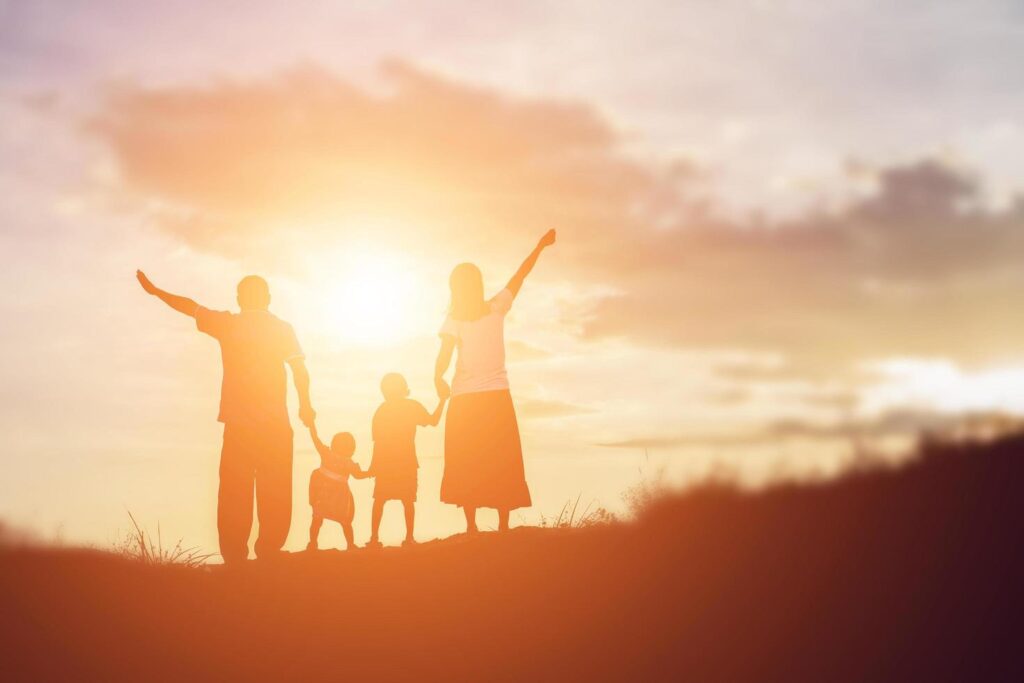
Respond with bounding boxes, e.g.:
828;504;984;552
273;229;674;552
324;250;422;346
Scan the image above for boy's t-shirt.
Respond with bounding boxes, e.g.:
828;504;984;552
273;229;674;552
371;398;431;471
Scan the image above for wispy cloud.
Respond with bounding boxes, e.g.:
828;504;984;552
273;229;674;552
85;63;1024;382
517;398;592;420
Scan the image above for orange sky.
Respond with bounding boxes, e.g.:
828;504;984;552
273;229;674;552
4;1;1024;551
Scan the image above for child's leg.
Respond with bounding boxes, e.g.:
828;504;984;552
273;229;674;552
340;522;356;550
497;508;510;532
463;506;478;533
308;515;323;549
369;498;385;543
402;499;415;543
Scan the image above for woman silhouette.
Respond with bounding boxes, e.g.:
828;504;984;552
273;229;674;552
434;229;556;533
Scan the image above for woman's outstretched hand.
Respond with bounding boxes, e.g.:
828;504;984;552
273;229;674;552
506;230;557;297
435;377;451;399
136;269;158;295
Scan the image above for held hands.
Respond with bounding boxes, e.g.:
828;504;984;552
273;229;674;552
435;377;451;400
538;229;556;249
299;403;317;428
136;270;158;295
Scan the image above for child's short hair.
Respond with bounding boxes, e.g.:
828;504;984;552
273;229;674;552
330;432;356;457
380;372;409;400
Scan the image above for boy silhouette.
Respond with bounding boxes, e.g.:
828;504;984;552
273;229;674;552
367;373;447;547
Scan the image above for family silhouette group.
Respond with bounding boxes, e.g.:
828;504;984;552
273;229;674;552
135;229;556;563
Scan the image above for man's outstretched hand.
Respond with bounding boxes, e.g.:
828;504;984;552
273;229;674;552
538;229;556;248
136;270;158;295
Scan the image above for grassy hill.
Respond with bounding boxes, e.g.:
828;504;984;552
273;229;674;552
2;434;1023;681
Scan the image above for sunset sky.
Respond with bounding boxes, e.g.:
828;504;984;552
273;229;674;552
4;1;1024;551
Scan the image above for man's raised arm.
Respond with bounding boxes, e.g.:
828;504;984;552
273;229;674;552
136;270;201;317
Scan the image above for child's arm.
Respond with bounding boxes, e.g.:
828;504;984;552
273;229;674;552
309;423;331;460
424;386;450;427
351;462;373;479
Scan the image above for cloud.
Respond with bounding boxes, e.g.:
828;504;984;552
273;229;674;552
516;398;592;420
596;408;1014;451
584;159;1024;371
596;434;762;450
85;61;644;262
764;409;956;441
506;340;554;363
86;63;1024;377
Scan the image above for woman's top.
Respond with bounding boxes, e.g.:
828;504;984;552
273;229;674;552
439;289;514;396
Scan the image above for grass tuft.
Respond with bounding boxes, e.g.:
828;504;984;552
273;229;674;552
113;510;213;568
539;493;614;529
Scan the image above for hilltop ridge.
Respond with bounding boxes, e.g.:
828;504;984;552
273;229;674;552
2;434;1023;681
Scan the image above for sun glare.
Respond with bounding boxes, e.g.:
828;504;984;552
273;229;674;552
323;250;422;346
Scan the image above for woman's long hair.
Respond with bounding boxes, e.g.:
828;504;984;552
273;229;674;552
449;263;489;321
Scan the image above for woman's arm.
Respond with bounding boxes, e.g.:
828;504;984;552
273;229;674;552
425;394;449;427
504;229;556;297
434;336;456;398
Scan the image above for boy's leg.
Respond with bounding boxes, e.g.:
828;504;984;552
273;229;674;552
341;522;355;550
403;499;415;543
497;508;510;532
218;424;256;564
369;498;385;543
308;515;322;549
463;506;478;533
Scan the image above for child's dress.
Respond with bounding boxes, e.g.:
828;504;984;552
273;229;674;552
370;398;432;502
309;458;358;524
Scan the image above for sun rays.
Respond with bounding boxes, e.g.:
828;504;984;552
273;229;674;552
319;246;428;347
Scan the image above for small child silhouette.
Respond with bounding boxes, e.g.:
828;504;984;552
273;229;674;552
367;373;449;547
307;422;370;551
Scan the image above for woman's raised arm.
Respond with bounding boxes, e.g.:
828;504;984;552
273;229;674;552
504;229;556;297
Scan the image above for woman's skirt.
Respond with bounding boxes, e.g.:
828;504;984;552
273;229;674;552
309;469;354;524
441;389;531;510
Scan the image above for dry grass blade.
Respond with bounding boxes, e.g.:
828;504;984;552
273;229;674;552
540;495;614;529
116;511;213;568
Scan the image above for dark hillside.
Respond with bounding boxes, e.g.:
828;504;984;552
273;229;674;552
3;435;1023;681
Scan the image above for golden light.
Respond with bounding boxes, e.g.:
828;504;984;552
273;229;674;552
323;248;423;346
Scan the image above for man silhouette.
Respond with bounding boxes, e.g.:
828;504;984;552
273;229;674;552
136;270;315;563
